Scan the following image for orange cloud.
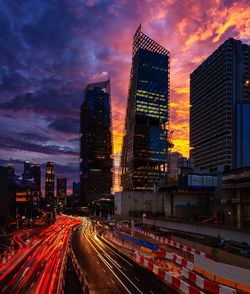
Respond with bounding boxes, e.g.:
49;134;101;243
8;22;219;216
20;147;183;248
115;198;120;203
107;0;250;191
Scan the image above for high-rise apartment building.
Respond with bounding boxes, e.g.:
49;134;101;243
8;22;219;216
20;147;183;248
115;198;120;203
80;80;113;204
190;38;250;173
45;162;55;203
121;25;169;191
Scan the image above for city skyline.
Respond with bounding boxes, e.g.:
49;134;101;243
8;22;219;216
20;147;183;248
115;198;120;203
0;0;250;192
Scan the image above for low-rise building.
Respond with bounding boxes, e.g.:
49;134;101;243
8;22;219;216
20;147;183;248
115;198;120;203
221;167;250;229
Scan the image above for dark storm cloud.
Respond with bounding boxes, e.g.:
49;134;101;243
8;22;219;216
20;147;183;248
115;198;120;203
1;0;250;185
18;132;50;143
48;117;79;134
0;158;24;167
0;89;79;117
0;135;78;156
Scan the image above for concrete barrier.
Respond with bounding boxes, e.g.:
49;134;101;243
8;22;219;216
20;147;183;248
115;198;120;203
69;248;90;293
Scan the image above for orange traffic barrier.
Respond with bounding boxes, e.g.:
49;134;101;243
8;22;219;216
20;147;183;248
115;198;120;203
215;276;236;288
236;283;250;293
203;270;215;281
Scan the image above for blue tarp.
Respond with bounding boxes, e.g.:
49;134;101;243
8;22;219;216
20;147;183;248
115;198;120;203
114;227;158;251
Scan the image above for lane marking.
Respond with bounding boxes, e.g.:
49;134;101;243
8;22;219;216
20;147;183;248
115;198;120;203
98;237;134;267
84;229;143;294
81;227;132;294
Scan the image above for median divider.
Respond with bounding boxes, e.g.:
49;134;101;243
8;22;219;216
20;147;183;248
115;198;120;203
56;228;72;294
69;245;90;294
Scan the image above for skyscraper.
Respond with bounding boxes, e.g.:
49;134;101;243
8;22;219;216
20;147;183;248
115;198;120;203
73;181;80;203
190;38;250;173
23;161;32;181
121;25;169;191
45;162;55;204
56;178;67;204
32;164;41;193
80;80;113;204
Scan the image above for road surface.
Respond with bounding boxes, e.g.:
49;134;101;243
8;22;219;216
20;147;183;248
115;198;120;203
72;218;177;294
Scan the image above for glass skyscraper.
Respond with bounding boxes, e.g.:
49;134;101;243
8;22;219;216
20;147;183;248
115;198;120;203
121;25;169;191
80;80;113;204
190;38;250;173
45;162;55;204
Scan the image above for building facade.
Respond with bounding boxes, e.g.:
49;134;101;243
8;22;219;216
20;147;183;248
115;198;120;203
56;178;67;205
72;181;80;203
190;38;250;173
80;80;113;204
45;162;55;204
0;166;9;225
121;25;170;191
32;164;41;194
23;161;32;181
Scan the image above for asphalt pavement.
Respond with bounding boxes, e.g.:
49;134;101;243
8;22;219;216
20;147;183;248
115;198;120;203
72;219;177;294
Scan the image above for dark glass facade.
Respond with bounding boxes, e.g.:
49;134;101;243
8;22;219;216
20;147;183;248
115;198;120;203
190;38;250;172
23;161;32;180
80;80;113;204
56;178;67;204
121;25;169;191
32;164;41;193
45;162;55;204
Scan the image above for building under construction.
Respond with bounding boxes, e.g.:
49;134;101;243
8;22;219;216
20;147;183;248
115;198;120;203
121;25;170;191
80;80;113;204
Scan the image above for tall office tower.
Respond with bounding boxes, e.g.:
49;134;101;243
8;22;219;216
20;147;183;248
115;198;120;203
80;80;113;204
190;38;250;173
45;162;55;203
7;165;15;179
72;181;80;202
56;178;67;204
23;161;32;180
32;164;41;193
121;25;169;191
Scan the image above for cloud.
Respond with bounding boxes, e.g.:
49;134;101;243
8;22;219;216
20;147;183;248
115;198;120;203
0;134;78;156
48;117;79;134
0;0;250;187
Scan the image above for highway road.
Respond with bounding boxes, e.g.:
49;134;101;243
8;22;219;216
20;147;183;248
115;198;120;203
72;218;177;294
0;215;81;294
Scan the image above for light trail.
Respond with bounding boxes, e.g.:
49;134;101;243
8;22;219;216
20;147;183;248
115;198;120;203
80;218;143;294
0;215;82;294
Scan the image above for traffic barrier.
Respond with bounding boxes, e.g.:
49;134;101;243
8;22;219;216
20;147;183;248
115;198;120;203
134;227;212;259
157;251;194;271
133;252;203;294
55;230;70;294
181;267;249;294
69;248;90;294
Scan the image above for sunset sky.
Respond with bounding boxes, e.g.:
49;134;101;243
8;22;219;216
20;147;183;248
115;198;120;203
0;0;250;193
